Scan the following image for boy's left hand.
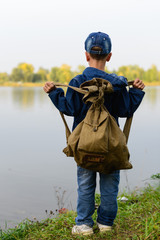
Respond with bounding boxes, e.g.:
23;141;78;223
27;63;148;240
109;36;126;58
133;78;145;90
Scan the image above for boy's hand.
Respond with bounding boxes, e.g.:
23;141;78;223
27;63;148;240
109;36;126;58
43;82;56;93
133;78;145;90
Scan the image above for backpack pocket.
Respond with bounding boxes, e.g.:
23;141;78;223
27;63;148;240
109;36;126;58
82;154;105;163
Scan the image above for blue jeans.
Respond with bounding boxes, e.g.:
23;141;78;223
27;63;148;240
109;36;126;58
75;166;120;227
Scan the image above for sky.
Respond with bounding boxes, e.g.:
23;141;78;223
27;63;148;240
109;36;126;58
0;0;160;73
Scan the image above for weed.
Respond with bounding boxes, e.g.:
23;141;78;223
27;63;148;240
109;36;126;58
151;173;160;180
0;185;159;240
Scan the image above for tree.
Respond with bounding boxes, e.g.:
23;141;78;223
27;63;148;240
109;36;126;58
49;67;61;82
150;65;159;82
117;65;145;81
104;66;111;74
2;63;160;84
77;65;86;74
49;65;73;83
11;68;24;82
10;63;35;82
18;63;34;82
0;72;10;82
32;73;42;82
18;63;34;73
37;67;49;82
144;65;159;82
59;64;73;83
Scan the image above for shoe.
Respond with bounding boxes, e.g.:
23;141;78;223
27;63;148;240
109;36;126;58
72;224;93;235
97;222;112;232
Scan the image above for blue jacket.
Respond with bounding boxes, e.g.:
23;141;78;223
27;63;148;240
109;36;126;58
49;67;145;130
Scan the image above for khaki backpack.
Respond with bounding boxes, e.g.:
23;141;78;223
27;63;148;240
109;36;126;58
53;78;133;174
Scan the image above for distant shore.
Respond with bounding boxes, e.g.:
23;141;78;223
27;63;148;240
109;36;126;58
0;82;44;87
0;81;160;87
143;82;160;86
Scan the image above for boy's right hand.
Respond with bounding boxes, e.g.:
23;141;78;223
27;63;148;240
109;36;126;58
133;78;145;90
43;82;56;93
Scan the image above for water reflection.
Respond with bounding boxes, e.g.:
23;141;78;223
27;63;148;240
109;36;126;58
12;88;35;108
0;87;10;102
1;86;157;109
11;87;46;109
145;86;160;106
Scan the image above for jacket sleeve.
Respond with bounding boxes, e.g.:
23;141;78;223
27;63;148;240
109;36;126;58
112;87;145;118
48;78;83;116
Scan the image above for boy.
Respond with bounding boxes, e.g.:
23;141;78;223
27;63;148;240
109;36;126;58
43;32;145;235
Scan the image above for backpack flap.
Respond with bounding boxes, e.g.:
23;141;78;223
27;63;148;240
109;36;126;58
77;78;114;155
77;104;109;154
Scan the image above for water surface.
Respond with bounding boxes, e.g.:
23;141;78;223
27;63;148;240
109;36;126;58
0;86;159;229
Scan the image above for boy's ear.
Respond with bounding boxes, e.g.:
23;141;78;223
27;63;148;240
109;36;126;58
106;52;112;62
85;51;90;62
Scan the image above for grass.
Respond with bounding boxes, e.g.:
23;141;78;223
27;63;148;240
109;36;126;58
0;184;160;240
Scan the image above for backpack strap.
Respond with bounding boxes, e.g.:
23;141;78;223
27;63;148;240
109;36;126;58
122;80;134;143
53;80;134;144
53;82;87;143
123;116;133;143
57;111;70;143
53;82;88;95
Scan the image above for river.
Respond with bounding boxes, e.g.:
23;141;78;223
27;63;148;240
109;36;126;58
0;86;159;229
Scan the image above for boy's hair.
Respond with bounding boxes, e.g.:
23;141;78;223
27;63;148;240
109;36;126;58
90;46;108;60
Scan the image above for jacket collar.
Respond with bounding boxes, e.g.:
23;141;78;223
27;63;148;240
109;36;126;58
83;67;128;91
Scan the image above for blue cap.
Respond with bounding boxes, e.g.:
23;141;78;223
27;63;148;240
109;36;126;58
85;32;112;55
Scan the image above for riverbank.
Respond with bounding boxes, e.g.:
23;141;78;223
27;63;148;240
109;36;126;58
1;185;159;240
0;81;160;87
0;82;44;87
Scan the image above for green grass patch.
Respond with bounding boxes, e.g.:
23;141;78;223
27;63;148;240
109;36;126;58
0;185;160;240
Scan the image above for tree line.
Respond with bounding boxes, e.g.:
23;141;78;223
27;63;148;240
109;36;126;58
0;63;159;84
